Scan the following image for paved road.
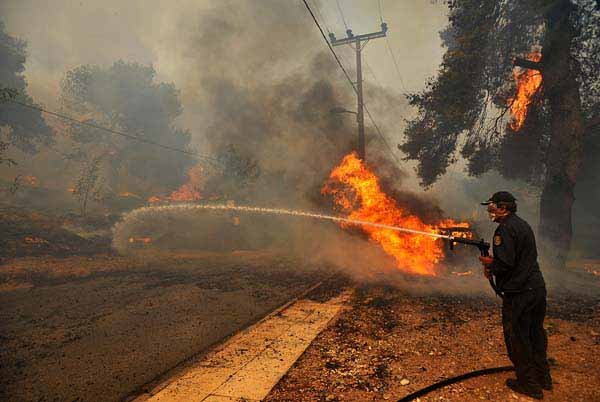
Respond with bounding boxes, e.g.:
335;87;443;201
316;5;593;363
0;251;329;402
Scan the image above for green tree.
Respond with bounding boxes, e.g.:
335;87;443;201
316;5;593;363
400;0;600;268
60;61;194;199
0;20;52;159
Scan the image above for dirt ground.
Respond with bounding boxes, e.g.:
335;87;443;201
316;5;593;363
266;276;600;402
0;250;331;402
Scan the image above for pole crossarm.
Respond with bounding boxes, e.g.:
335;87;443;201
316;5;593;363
329;23;388;46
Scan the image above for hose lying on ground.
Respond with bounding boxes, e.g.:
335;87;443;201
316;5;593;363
396;365;515;402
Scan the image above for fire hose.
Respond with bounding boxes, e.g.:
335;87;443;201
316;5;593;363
396;365;514;402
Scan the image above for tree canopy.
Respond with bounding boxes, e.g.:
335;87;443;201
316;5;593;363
0;19;52;155
60;61;194;197
400;0;599;187
399;0;600;266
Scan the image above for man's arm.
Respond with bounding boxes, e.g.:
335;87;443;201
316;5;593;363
489;225;516;276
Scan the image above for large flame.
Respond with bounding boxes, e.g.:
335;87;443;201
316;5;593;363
322;153;470;276
508;52;543;131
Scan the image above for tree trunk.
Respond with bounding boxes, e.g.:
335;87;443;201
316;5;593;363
538;0;585;269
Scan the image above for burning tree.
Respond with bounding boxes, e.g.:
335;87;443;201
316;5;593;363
399;0;600;269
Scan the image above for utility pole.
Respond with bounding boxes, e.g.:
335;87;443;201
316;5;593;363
329;23;387;161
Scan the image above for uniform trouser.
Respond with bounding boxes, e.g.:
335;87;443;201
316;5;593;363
501;287;550;387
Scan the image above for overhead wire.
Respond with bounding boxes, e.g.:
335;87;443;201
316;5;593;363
385;37;410;94
8;99;223;168
301;0;403;167
335;0;349;30
362;104;402;166
363;59;384;88
309;0;331;34
378;0;411;94
301;0;356;91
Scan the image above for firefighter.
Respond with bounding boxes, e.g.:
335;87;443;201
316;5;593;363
479;191;551;400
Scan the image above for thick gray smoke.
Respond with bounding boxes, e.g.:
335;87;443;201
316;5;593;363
6;0;553;291
170;0;412;209
0;0;439;187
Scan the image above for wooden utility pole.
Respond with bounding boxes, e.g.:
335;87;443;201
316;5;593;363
329;23;388;161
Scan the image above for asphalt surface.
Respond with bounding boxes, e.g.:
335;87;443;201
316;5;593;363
0;251;330;402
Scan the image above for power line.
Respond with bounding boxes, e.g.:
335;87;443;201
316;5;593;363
301;0;403;167
363;58;384;88
301;0;356;92
378;0;384;23
9;99;223;167
363;103;402;166
384;38;410;94
335;0;349;30
309;0;331;34
339;48;389;99
377;0;410;94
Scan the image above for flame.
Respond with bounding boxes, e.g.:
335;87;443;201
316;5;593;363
508;52;542;131
24;236;48;244
322;153;470;276
148;165;205;203
119;191;140;199
167;164;204;202
128;236;152;244
22;175;40;187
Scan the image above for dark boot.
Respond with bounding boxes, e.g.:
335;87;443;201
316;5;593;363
506;378;543;400
537;371;553;390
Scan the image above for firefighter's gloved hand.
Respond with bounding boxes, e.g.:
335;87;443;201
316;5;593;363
479;256;494;267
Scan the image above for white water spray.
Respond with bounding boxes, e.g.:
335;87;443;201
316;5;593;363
114;203;453;240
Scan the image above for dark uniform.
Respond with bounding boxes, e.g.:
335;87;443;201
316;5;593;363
490;213;551;389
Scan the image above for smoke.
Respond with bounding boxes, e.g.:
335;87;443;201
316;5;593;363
4;0;512;290
166;0;413;210
0;0;446;163
112;202;494;296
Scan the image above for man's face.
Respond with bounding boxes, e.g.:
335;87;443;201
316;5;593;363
487;203;509;222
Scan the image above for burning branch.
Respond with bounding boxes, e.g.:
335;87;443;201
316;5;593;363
513;57;544;71
508;52;543;131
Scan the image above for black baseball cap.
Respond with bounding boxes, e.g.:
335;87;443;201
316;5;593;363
481;191;517;205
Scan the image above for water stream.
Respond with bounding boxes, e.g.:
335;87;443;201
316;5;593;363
114;203;452;239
